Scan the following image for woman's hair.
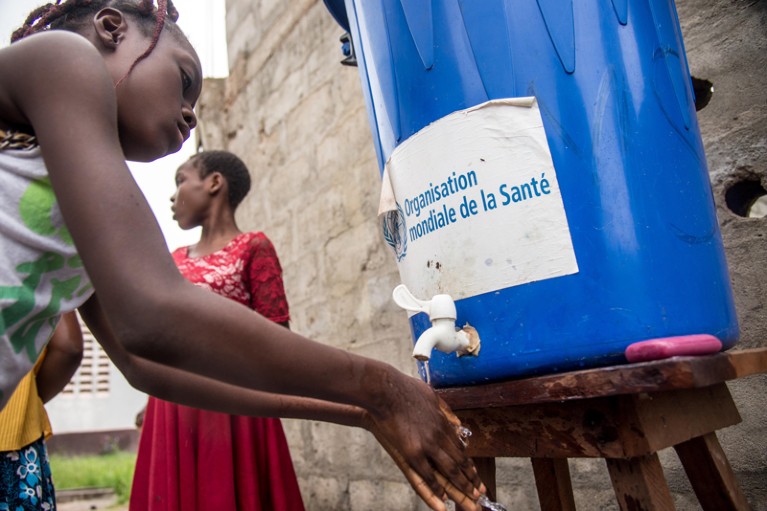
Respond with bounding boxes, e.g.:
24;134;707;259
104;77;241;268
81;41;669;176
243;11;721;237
12;1;181;77
191;151;252;210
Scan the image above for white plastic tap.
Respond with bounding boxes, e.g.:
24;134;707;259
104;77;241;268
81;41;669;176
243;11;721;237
392;284;480;361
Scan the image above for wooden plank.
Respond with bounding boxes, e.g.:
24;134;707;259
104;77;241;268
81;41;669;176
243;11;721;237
674;433;752;511
438;348;767;411
456;398;628;458
531;458;576;511
629;384;741;454
606;454;675;511
728;349;767;379
455;385;740;458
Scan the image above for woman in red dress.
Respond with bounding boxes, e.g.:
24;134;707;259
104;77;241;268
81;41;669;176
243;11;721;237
130;151;304;511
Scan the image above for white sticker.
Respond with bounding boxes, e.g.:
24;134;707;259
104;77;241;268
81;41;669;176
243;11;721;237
379;97;578;301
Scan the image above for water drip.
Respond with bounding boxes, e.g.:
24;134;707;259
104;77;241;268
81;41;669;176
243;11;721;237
478;494;509;511
423;360;431;385
457;426;472;447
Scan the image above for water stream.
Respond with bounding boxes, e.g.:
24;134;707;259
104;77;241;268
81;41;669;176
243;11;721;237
445;495;508;511
477;494;509;511
455;426;508;510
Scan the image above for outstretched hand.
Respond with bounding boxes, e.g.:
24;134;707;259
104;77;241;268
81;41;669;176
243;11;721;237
363;374;485;510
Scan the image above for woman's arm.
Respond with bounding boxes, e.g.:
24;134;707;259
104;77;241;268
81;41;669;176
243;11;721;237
79;296;367;428
83;295;478;509
36;312;83;403
5;32;481;509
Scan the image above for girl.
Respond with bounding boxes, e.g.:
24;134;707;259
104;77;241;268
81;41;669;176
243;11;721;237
131;151;305;510
0;312;83;510
0;1;483;509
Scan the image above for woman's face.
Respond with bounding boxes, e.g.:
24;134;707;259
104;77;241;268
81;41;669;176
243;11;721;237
108;18;202;162
170;160;211;230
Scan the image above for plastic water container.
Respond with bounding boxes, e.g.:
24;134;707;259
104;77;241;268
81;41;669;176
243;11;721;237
324;0;739;387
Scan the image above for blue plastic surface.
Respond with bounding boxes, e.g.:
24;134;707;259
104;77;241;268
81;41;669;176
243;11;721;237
327;0;739;387
323;0;350;32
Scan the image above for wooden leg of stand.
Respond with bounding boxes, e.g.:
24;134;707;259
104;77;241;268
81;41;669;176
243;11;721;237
674;432;751;511
531;458;576;511
473;457;497;501
606;454;675;511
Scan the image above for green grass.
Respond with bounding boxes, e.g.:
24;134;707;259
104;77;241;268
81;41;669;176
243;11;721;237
49;451;136;504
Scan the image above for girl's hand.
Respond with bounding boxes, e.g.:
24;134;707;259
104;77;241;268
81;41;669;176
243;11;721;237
362;372;485;510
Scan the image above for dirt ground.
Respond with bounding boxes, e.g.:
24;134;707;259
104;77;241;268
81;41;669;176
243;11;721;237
57;498;127;511
56;493;127;511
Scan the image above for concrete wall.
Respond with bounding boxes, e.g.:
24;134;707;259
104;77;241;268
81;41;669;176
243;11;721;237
681;2;767;509
197;1;766;509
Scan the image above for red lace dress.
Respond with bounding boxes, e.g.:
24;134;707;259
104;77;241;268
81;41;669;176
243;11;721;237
130;232;305;511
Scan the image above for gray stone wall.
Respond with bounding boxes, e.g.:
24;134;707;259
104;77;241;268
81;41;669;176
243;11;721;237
681;1;767;509
197;1;766;509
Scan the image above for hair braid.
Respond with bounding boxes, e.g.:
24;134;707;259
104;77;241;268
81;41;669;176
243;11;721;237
12;3;50;41
12;0;95;43
10;0;182;74
120;0;178;80
12;2;60;43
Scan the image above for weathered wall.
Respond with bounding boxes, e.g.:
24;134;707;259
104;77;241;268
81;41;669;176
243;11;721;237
680;1;767;509
196;1;766;509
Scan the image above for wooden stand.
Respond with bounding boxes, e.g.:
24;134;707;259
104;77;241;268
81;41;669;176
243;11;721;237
436;348;767;510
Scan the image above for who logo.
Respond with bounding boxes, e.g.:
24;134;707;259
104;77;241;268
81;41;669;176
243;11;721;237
382;202;407;262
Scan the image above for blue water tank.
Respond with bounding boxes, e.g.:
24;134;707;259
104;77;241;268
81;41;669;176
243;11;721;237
324;0;738;387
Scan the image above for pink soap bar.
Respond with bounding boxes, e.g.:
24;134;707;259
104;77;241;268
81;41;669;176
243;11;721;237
625;334;723;363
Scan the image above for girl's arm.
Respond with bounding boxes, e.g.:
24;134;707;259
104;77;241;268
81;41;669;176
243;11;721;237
79;295;367;428
5;32;481;509
36;312;83;403
81;297;479;510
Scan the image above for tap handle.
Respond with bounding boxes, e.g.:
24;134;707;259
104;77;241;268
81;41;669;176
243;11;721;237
392;284;431;314
392;285;458;320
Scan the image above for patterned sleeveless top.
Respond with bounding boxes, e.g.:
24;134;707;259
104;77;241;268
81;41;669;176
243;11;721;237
172;231;290;322
0;129;94;409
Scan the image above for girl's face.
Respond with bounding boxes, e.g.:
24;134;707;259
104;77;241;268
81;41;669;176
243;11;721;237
171;160;212;230
107;18;203;162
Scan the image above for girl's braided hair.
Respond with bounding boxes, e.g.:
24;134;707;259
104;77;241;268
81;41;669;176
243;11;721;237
11;0;180;76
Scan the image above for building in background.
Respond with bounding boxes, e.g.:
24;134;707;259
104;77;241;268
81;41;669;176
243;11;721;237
45;315;147;454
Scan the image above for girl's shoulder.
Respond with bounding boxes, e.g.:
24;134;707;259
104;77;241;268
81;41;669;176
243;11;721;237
229;231;271;257
0;31;103;78
0;32;111;127
244;231;269;243
242;231;274;251
3;30;92;50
